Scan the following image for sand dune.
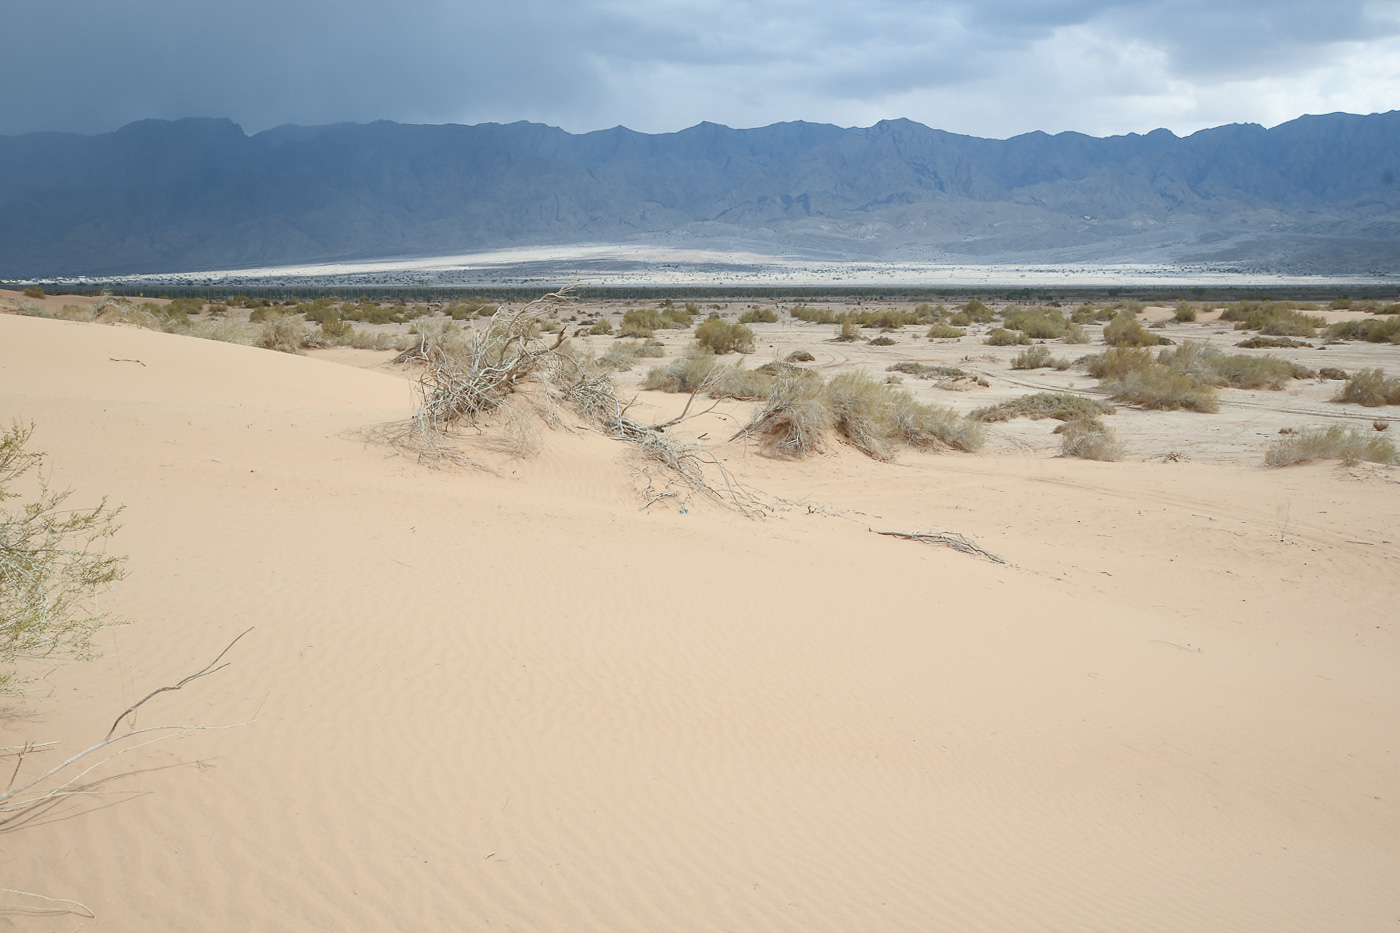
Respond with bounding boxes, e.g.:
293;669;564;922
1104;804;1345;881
2;311;1398;930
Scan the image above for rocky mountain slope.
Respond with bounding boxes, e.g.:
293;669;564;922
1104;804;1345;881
2;112;1397;275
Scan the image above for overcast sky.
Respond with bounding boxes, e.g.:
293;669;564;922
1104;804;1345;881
3;0;1399;139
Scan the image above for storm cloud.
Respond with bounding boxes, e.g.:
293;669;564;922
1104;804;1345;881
3;0;1398;138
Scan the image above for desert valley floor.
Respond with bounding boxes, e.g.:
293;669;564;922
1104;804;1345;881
2;290;1398;931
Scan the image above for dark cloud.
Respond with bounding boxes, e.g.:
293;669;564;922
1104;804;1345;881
1;0;1397;139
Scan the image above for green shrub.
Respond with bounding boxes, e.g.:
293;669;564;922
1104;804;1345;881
927;323;966;339
1265;425;1398;466
868;335;897;346
588;319;614;336
1061;324;1090;344
971;393;1114;423
1;423;125;693
1173;302;1197;322
1104;313;1169;347
445;301;496;321
1071;304;1116;324
1335;368;1400;406
694;316;755;354
986;327;1031;346
835;319;862;342
738;307;779;324
786;350;816;362
22;285;45;299
1160;342;1314;389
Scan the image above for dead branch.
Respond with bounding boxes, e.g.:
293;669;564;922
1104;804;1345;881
107;626;253;739
873;529;1006;564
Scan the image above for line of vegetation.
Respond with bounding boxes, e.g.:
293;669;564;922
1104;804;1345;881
1335;369;1400;407
970;393;1114;423
1265;425;1398;467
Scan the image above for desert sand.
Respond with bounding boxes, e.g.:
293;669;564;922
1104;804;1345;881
2;303;1399;930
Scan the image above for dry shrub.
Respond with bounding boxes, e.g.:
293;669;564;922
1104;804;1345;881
733;371;834;457
1335;368;1400;407
891;395;986;451
888;361;969;380
256;312;308;353
1003;306;1070;339
1237;336;1310;349
824;371;900;460
786;350;816;362
706;366;774;400
1327;317;1400;344
733;369;983;459
1173;302;1198;322
738;307;778;324
868;335;897;346
927;323;966;339
1103;313;1169;347
1222;302;1323;336
1162;342;1313;389
1058;419;1124;461
1109;366;1220;412
971;393;1113;423
1010;345;1068;370
643;356;719;393
588;318;614;335
1318;367;1349;381
694;316;755;354
1265;425;1398;466
835;319;862;342
986;327;1031;346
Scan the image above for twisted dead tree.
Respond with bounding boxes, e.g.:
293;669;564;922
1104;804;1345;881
400;288;767;515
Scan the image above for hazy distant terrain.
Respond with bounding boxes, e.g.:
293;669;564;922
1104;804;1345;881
2;112;1398;277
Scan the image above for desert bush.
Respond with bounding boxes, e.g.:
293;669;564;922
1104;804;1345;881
619;308;665;337
1173;302;1198;322
927;323;966;339
887;362;969;380
1058;419;1124;461
733;369;983;460
835;319;862;342
660;305;695;329
971;393;1114;423
707;366;775;400
790;305;837;324
1011;345;1069;370
256;312;308;353
1003;306;1070;339
22;285;45;299
587;319;614;336
1335;368;1400;406
986;327;1031;346
1329;298;1353;310
1220;301;1323;336
1103;312;1169;347
1265;425;1398;466
1061;324;1090;344
733;371;834;457
1071;304;1116;324
868;335;897;346
913;303;947;323
960;299;995;324
1318;367;1349;381
1109;366;1220;412
1;423;125;693
1160;342;1313;389
643;356;719;393
890;395;985;451
739;307;778;324
597;341;644;371
694;316;755;354
1327;316;1400;344
786;350;816;362
445;301;497;321
1237;336;1310;349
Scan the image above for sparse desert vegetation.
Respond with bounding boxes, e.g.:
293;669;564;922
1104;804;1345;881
1265;425;1398;466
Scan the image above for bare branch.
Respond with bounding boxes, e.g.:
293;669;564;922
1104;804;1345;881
107;627;253;740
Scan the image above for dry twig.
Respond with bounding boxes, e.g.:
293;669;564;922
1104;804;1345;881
873;529;1006;564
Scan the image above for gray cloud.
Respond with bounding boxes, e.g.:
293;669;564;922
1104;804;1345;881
1;0;1397;139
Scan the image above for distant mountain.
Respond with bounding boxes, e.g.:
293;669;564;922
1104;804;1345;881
2;113;1398;276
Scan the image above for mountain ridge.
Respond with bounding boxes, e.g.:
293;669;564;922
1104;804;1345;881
2;112;1397;276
